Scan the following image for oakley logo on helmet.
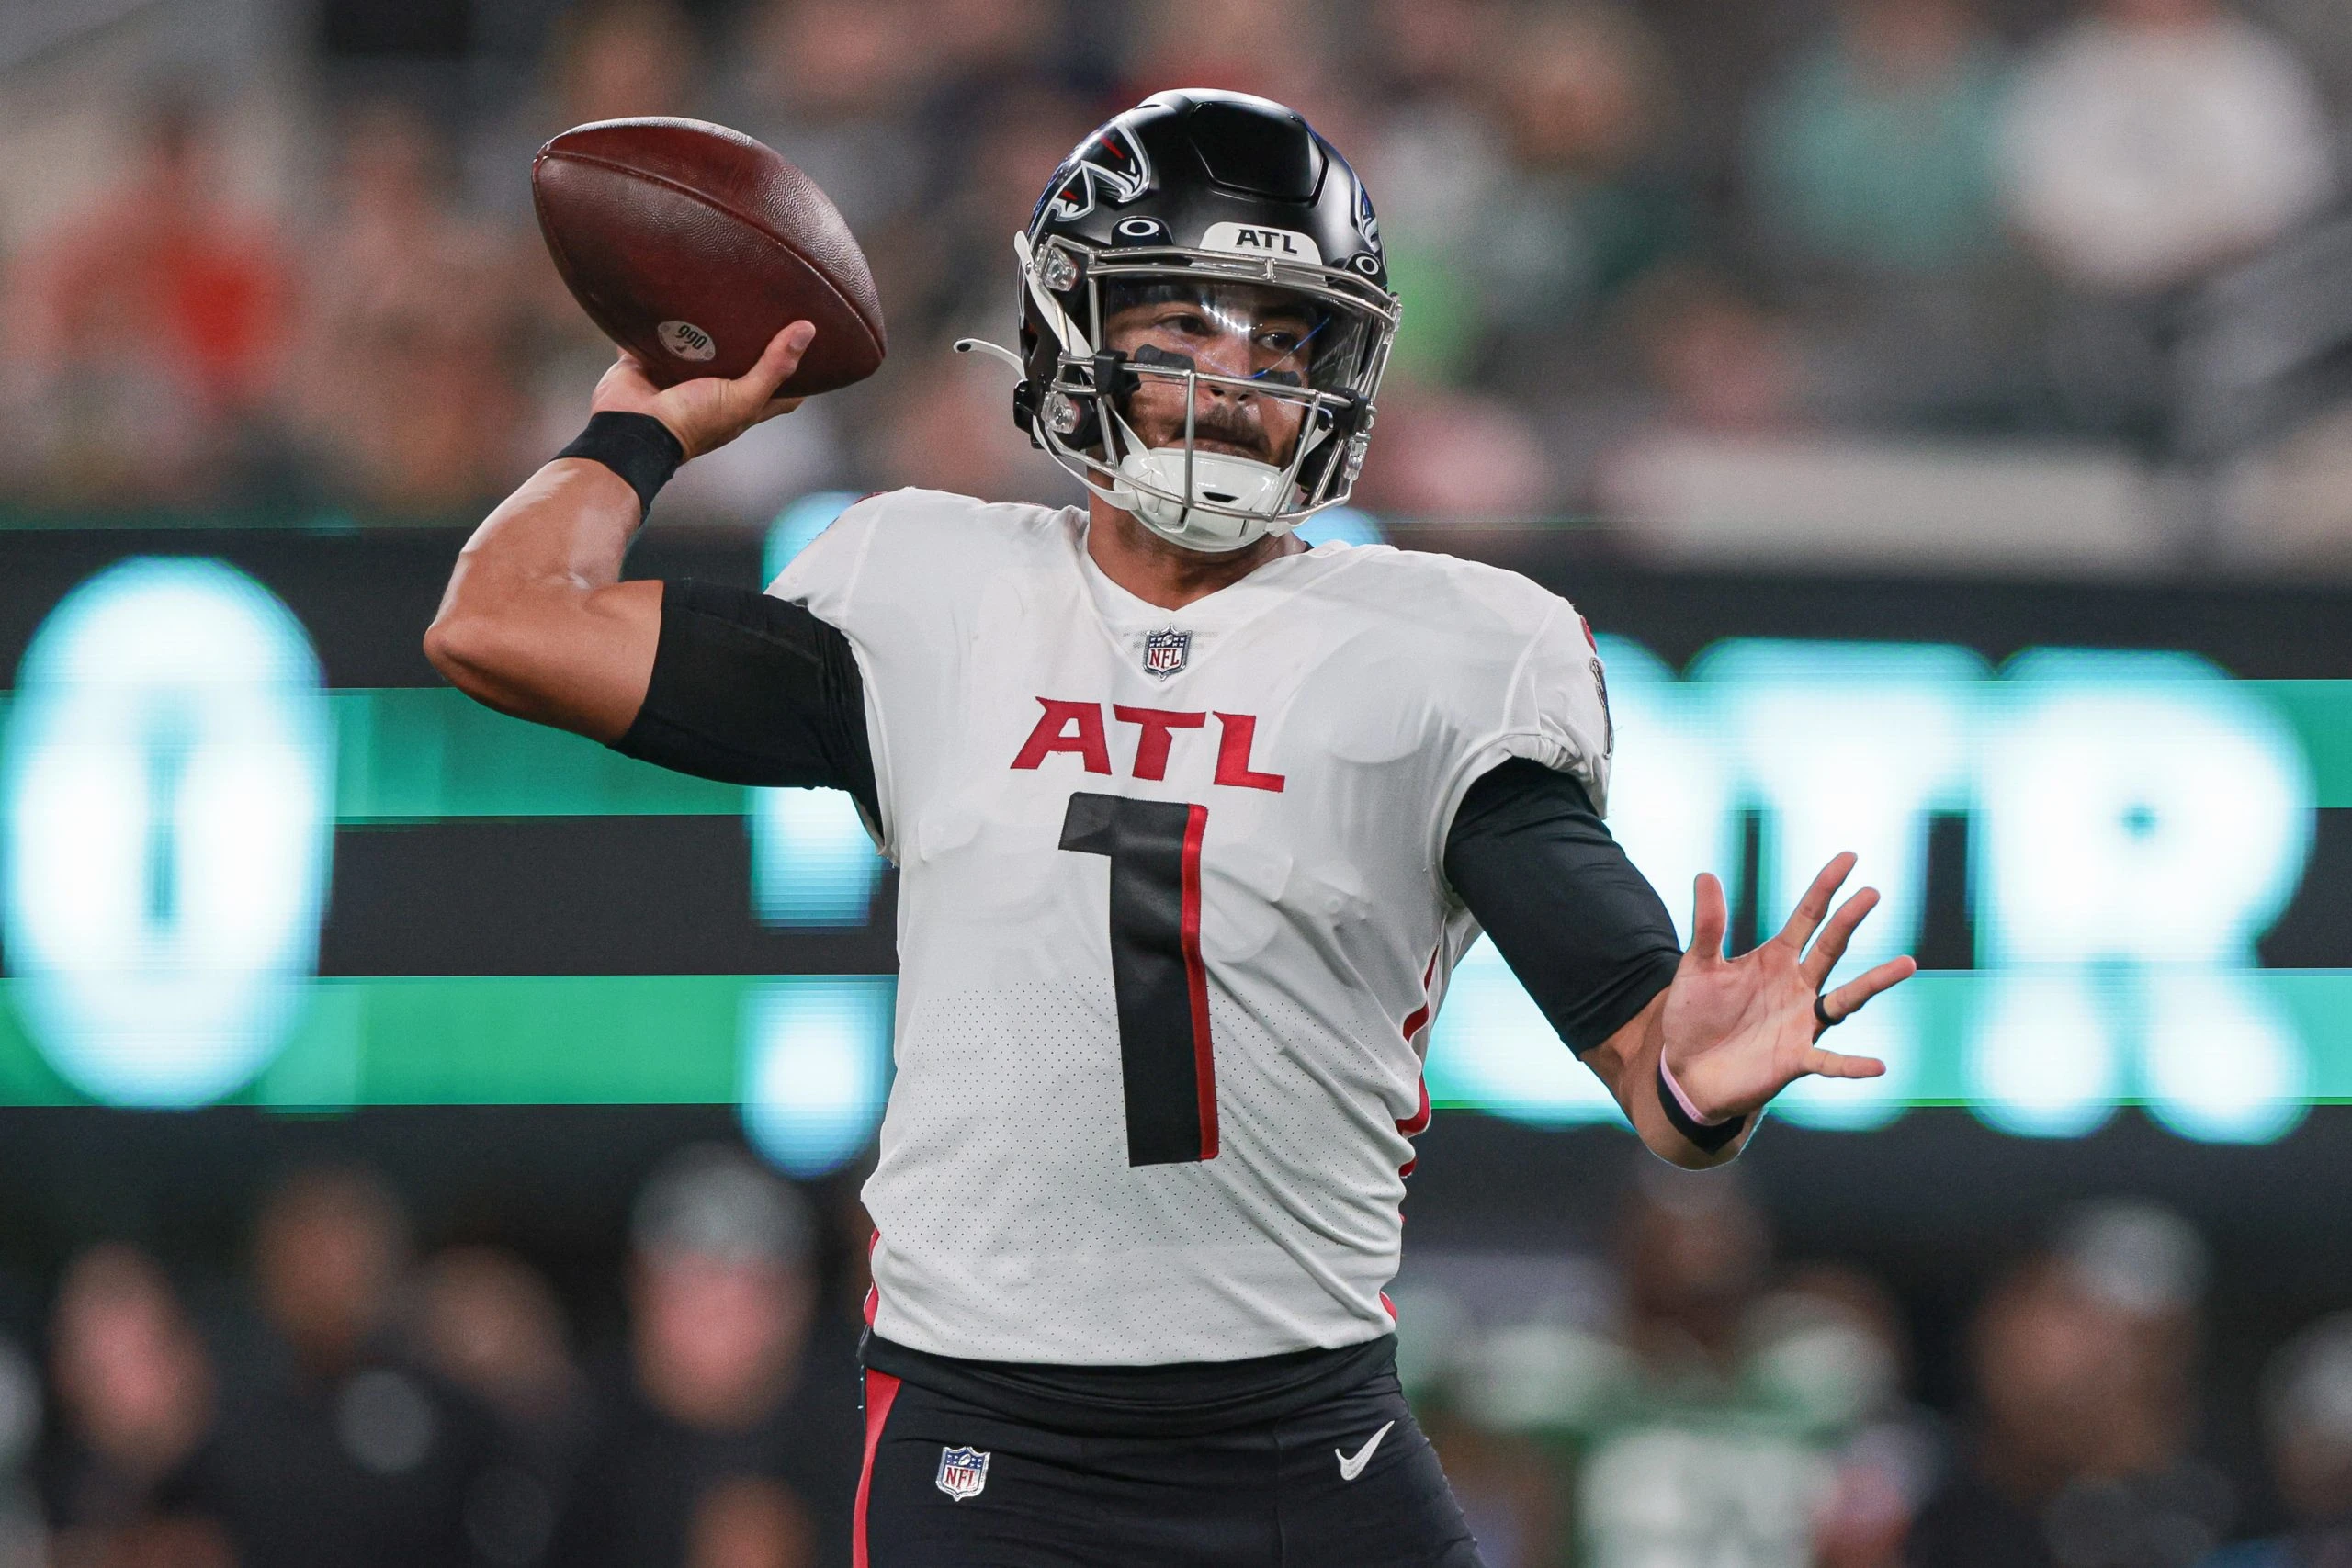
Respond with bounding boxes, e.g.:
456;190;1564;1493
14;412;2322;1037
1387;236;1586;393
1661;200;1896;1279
1200;222;1322;264
1040;123;1154;226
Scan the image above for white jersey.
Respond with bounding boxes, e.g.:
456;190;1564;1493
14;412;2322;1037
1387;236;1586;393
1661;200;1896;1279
774;489;1612;1365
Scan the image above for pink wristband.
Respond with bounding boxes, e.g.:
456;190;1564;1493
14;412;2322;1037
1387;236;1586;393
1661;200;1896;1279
1658;1052;1731;1128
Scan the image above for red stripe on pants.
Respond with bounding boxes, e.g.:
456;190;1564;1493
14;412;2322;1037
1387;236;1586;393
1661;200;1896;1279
854;1369;902;1568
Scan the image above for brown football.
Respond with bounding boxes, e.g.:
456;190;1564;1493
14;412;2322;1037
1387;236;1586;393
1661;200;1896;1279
532;118;886;397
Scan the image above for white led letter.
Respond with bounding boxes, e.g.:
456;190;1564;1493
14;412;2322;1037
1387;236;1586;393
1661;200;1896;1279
1593;637;1742;950
740;975;896;1176
1696;641;1984;1130
1974;650;2312;1142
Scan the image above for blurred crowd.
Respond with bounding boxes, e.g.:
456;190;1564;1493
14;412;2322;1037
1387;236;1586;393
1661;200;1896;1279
4;0;2352;561
2;1146;863;1568
2;1145;2350;1566
1395;1177;2352;1568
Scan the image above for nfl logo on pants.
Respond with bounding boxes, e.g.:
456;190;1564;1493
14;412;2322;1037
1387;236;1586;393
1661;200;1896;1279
935;1444;990;1501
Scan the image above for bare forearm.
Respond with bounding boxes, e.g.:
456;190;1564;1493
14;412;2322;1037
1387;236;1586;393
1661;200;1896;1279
1589;990;1755;1170
424;324;818;744
455;458;643;597
424;459;660;741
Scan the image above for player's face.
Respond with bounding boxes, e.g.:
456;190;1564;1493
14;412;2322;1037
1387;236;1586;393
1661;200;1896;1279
1102;283;1320;467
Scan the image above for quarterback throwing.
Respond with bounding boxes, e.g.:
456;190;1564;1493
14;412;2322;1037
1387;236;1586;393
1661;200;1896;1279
427;90;1913;1568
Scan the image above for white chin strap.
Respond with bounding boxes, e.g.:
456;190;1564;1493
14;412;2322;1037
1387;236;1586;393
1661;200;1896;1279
1111;447;1295;553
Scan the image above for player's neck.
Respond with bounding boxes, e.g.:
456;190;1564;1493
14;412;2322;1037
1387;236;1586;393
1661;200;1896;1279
1084;494;1305;613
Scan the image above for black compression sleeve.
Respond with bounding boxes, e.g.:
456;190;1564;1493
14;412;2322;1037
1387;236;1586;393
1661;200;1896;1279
611;580;879;824
1442;758;1683;1056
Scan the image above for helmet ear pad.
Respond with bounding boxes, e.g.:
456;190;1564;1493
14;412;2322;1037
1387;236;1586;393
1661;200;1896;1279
1069;351;1136;453
1294;391;1370;498
1012;349;1140;456
1013;315;1047;447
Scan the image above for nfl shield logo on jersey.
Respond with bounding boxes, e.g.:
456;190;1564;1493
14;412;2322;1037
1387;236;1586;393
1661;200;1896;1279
1143;627;1191;679
935;1444;990;1501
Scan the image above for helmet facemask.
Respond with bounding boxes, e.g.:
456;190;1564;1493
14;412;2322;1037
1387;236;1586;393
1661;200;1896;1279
1018;233;1398;553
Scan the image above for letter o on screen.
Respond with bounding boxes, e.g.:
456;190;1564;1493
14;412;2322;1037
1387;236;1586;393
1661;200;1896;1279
2;559;333;1107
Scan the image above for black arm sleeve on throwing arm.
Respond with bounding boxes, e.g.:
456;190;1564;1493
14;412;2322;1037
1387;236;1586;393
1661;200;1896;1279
1442;758;1684;1056
610;579;880;825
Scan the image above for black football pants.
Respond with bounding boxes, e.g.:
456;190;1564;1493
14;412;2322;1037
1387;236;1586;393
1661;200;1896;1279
854;1366;1486;1567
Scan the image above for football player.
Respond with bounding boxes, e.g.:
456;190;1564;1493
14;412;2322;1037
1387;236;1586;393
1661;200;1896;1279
426;90;1914;1568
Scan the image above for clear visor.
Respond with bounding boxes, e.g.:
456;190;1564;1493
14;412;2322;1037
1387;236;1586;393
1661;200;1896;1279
1096;277;1380;401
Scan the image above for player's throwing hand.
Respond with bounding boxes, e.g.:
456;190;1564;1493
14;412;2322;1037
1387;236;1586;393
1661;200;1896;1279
590;321;815;460
1658;852;1917;1125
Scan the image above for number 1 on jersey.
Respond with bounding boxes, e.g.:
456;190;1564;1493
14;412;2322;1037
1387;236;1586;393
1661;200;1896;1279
1058;794;1219;1166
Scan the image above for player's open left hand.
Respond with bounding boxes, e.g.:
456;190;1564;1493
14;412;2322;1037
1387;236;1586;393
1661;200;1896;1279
1658;852;1917;1123
590;321;814;461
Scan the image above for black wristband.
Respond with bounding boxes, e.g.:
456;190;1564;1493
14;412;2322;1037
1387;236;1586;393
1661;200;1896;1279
556;412;684;519
1655;1058;1747;1155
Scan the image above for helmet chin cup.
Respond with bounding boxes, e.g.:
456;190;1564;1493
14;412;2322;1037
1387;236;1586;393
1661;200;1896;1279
1112;448;1295;553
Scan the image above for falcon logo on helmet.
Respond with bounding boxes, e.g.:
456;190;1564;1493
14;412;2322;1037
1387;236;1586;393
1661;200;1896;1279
1038;123;1155;225
958;90;1402;557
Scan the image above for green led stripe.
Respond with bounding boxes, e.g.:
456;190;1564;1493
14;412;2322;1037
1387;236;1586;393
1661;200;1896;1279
332;690;744;820
0;971;2349;1113
0;975;759;1108
2249;682;2352;808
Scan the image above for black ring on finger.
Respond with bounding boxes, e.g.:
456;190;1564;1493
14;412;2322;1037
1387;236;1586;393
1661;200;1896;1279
1813;994;1840;1034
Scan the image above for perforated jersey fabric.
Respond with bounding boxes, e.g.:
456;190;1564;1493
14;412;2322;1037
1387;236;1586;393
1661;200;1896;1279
774;489;1611;1364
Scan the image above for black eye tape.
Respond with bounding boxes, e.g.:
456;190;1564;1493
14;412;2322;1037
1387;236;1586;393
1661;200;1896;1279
1132;344;1302;389
1132;344;1196;372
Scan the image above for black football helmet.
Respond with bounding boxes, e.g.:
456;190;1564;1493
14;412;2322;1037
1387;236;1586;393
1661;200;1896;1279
957;90;1400;552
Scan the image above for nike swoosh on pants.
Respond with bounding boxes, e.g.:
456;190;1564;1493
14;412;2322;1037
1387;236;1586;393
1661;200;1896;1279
1335;1419;1396;1482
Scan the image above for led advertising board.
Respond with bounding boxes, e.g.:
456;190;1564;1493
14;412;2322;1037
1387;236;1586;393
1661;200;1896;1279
0;512;2346;1175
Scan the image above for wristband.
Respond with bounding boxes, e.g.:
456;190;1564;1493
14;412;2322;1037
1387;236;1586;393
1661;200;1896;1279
557;412;684;520
1656;1053;1747;1155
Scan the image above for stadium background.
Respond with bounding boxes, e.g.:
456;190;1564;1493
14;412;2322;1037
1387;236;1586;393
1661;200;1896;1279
6;0;2352;1562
